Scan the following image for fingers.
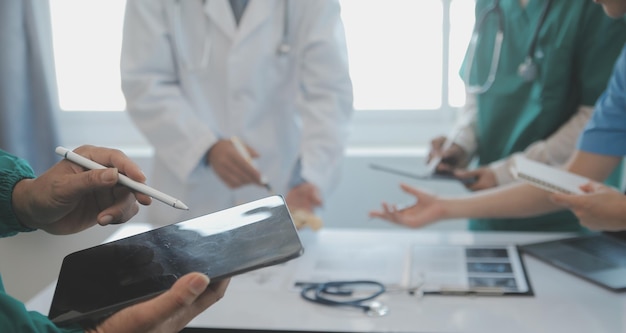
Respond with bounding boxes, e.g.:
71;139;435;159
57;169;139;226
193;278;230;310
68;172;149;228
454;168;489;191
549;193;579;209
163;273;212;308
210;141;263;188
97;190;140;226
399;183;424;198
76;145;147;184
428;136;447;163
303;184;323;207
368;202;402;222
94;273;218;333
151;273;227;326
222;155;262;187
246;145;260;159
579;182;595;193
54;168;120;204
286;183;323;212
71;145;152;205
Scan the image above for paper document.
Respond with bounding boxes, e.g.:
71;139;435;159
290;244;409;287
289;240;532;296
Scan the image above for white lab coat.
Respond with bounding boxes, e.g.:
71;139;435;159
121;0;353;226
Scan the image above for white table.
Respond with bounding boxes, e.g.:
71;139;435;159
186;228;626;333
28;227;626;333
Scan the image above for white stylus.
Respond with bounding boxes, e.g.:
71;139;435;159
55;146;189;210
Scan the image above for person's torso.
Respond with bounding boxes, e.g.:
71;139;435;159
465;0;626;231
147;1;322;225
469;0;598;164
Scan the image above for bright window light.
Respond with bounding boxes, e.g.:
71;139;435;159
50;0;126;111
340;0;443;110
448;0;475;107
50;0;474;112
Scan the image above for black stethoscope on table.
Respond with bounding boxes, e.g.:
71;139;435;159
463;0;552;94
173;0;291;70
299;280;390;316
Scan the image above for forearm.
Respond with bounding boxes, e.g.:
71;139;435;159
566;150;622;182
490;105;594;185
442;182;563;220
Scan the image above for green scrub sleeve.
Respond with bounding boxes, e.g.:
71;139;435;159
0;276;84;332
0;152;37;237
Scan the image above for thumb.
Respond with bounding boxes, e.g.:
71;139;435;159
153;273;210;315
400;183;425;198
135;273;210;322
94;273;211;333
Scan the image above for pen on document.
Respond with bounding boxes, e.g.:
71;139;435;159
230;137;273;193
55;146;189;210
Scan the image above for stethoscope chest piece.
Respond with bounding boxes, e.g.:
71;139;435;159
517;56;538;82
364;301;389;317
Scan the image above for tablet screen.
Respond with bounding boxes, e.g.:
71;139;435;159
48;196;304;327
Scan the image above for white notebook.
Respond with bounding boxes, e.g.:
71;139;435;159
510;156;590;195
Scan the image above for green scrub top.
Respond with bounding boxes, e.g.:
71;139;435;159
463;0;626;232
0;150;82;331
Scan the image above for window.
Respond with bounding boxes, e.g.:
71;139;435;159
50;0;475;149
50;0;126;111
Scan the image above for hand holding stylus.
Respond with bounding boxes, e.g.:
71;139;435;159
56;146;189;210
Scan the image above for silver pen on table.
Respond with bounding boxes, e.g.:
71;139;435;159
55;146;189;210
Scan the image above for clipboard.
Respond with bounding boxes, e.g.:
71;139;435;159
411;244;534;296
369;163;477;186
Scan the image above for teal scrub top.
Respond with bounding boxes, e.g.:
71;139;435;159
0;150;83;332
463;0;626;231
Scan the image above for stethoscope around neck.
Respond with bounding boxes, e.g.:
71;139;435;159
463;0;552;94
173;0;291;71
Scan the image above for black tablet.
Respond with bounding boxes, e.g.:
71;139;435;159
48;195;304;328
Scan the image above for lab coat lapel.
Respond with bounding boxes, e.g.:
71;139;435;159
234;0;278;45
204;0;236;40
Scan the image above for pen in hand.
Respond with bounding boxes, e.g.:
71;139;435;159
427;135;458;175
55;146;189;210
230;137;273;193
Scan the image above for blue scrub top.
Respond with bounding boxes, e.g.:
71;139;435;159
579;44;626;156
